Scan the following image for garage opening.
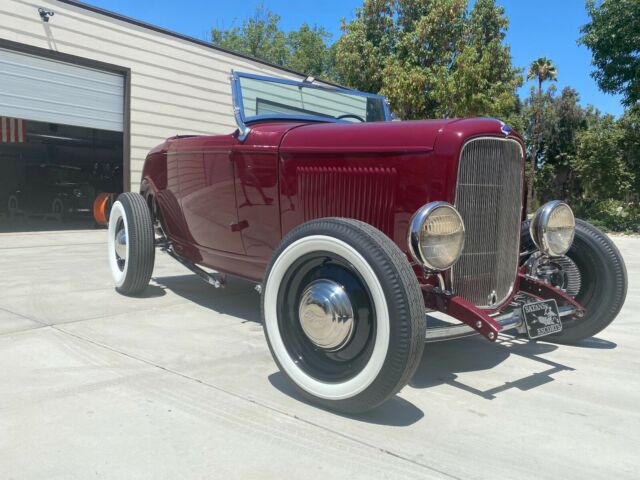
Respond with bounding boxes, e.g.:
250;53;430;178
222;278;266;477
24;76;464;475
0;47;125;232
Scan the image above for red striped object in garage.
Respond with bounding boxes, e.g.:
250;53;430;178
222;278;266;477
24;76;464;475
1;117;26;143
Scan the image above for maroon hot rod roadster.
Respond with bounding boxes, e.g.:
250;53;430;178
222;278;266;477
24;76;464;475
107;72;627;413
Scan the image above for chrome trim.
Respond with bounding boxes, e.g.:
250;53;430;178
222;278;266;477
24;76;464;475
230;71;251;141
530;201;576;257
425;304;575;342
408;201;466;271
230;71;392;142
451;136;524;308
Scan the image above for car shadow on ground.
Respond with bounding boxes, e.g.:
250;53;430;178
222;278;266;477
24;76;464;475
411;328;617;400
267;372;425;427
152;274;261;323
134;284;167;298
148;273;617;424
152;273;426;425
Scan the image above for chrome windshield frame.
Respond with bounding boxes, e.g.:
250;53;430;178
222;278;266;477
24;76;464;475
230;70;392;141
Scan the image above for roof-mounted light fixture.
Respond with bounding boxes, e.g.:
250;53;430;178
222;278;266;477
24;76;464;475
38;8;54;22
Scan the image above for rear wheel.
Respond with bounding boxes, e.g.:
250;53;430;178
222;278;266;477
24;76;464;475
522;219;627;342
7;195;19;216
51;197;65;220
107;192;155;295
262;218;426;414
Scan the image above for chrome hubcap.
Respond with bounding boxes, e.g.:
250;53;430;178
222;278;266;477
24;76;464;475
298;279;354;351
114;221;127;264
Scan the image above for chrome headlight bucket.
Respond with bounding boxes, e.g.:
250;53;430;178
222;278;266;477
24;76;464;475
530;201;575;257
408;202;466;271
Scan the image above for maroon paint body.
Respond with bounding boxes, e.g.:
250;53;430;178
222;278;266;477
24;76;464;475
141;118;524;283
141;118;524;280
140;117;589;342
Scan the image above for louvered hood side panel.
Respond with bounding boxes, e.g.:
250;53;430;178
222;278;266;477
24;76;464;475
296;166;397;236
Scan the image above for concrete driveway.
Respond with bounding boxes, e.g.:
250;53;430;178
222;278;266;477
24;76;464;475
0;229;638;479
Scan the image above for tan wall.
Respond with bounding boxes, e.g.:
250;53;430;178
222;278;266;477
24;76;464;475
0;0;301;187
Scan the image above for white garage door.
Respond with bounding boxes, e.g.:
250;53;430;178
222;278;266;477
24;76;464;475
0;48;124;132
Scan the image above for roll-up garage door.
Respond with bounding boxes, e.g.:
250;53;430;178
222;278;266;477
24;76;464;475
0;48;124;132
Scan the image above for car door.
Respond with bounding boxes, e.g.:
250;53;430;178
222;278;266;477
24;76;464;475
232;145;280;258
176;135;245;254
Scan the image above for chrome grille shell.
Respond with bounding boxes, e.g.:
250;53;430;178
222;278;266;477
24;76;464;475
451;137;524;308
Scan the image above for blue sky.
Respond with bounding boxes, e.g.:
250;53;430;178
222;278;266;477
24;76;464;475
85;0;624;116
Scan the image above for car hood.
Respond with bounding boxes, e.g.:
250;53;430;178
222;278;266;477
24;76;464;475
277;118;522;154
278;119;455;155
276;117;524;248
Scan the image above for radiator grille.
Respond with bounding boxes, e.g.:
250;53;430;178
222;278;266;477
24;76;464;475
451;138;524;308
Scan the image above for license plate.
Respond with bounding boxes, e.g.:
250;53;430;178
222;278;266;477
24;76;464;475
522;299;562;339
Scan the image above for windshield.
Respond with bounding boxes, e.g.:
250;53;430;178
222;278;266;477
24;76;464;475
231;72;390;140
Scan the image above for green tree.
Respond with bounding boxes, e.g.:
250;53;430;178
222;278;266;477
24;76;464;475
521;85;556;202
211;4;335;78
333;0;396;94
286;24;334;78
527;86;587;203
545;87;584;163
525;57;557;211
452;0;523;123
579;0;640;107
334;0;522;121
571;107;640;232
573;115;634;201
527;57;558;94
211;5;289;66
617;106;640;197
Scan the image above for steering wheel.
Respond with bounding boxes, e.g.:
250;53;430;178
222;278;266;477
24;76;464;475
336;114;365;123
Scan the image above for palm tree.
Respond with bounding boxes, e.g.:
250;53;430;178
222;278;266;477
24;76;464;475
528;57;558;94
526;57;557;212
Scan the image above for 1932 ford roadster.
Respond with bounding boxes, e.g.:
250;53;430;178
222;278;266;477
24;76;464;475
107;72;627;414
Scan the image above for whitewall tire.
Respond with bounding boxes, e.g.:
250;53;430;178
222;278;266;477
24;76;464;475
262;218;426;414
107;192;155;295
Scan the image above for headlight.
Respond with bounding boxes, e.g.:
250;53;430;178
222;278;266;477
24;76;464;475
530;201;575;257
408;202;465;271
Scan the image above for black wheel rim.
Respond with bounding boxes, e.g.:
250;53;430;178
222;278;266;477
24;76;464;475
276;251;377;383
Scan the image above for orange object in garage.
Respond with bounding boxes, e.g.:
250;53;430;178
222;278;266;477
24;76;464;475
93;192;116;226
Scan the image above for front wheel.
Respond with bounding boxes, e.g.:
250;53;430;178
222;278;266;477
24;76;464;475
522;218;627;342
262;218;426;414
107;192;155;295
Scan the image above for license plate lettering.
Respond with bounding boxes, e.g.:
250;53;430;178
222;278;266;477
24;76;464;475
522;299;562;339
